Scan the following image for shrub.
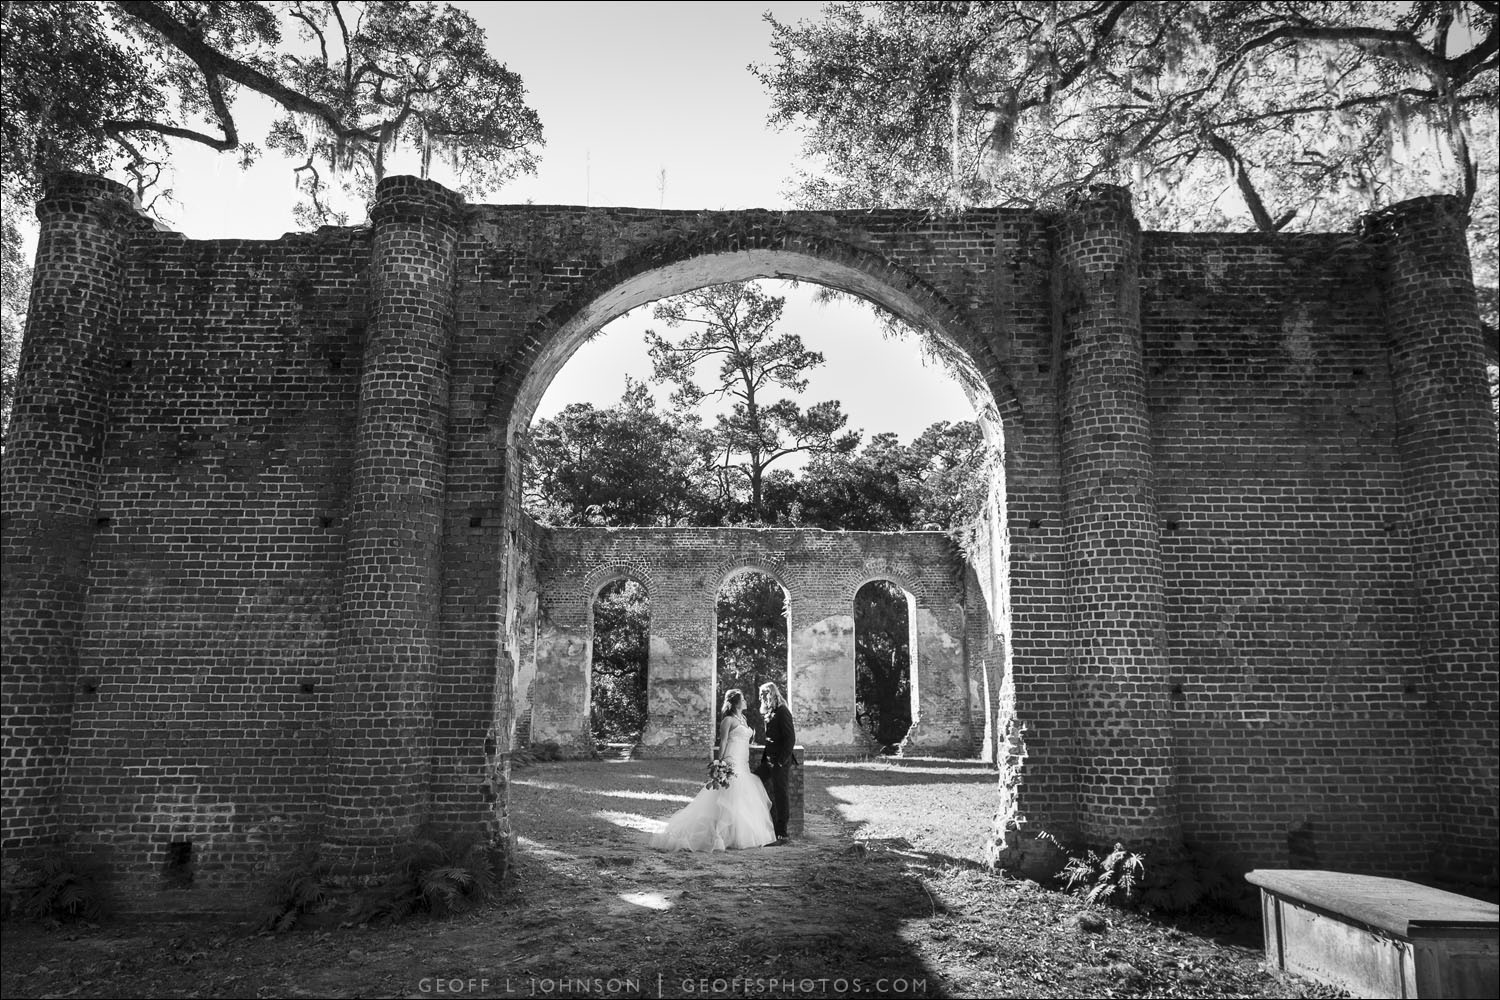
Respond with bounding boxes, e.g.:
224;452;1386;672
15;852;105;923
347;829;498;926
257;849;331;933
1060;842;1144;906
1050;836;1255;916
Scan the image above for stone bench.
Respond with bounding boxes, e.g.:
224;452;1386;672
1246;869;1499;998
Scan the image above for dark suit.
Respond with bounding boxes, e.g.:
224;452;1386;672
761;703;795;838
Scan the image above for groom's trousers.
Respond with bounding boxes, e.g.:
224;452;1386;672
766;763;790;838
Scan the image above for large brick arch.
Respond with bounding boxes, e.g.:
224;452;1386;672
501;234;1023;438
1;173;1493;912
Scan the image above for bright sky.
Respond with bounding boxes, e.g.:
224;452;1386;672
131;2;979;443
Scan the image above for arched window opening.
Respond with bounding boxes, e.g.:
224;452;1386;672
854;580;913;753
590;578;649;749
716;570;788;744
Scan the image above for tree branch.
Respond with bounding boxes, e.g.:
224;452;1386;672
113;0;379;145
287;4;328;68
331;1;353;92
105;119;236;151
1215;23;1449;90
1204;131;1291;231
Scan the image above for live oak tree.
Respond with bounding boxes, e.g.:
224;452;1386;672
755;1;1499;348
1;1;543;222
645;282;859;524
1;1;545;443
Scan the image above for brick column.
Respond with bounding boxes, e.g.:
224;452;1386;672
1055;186;1176;847
1366;195;1499;876
1;174;139;867
322;177;462;871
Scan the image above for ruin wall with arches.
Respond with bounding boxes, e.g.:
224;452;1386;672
522;526;977;759
1;172;1494;911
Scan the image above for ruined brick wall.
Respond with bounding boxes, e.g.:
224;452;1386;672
528;527;969;758
3;172;1494;910
2;176;368;901
1143;230;1431;873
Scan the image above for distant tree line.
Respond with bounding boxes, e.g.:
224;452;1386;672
524;281;990;535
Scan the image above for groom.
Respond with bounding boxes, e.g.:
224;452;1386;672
757;681;795;845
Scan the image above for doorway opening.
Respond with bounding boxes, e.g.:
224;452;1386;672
715;569;789;745
854;579;915;754
589;578;649;751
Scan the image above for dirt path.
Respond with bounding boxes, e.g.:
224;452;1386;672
0;757;1340;999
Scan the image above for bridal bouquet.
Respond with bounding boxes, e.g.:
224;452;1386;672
705;759;734;790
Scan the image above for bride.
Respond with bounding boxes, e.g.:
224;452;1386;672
650;689;775;851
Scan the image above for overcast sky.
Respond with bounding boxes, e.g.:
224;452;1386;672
139;2;980;443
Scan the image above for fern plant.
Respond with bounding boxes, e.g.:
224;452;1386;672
348;829;497;926
17;853;105;923
1060;842;1145;906
257;849;331;933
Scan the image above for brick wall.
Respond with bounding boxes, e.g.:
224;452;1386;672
2;176;371;902
1143;226;1430;874
3;172;1494;910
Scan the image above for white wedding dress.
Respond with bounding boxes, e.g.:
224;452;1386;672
650;719;775;851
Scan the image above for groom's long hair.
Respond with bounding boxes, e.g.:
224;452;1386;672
758;681;783;711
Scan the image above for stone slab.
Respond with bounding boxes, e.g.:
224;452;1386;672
1246;870;1499;936
1249;869;1499;999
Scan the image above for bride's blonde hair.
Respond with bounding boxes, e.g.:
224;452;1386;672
721;688;745;716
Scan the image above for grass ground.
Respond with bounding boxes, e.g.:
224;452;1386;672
0;756;1348;999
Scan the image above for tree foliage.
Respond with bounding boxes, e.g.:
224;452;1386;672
590;578;649;744
522;379;714;527
716;571;789;743
645;281;859;523
0;0;545;442
756;1;1498;348
854;579;913;749
1;1;544;223
774;419;988;531
0;200;30;448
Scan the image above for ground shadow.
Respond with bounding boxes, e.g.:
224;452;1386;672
505;757;949;998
